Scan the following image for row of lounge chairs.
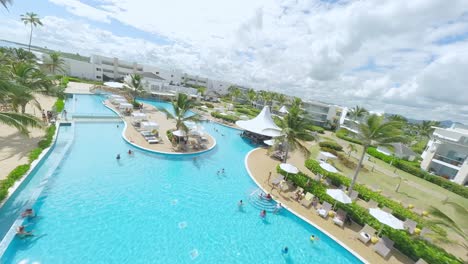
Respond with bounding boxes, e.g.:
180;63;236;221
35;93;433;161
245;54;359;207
140;131;161;144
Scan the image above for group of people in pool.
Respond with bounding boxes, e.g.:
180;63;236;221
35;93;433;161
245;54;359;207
16;208;36;237
216;168;225;175
116;150;134;160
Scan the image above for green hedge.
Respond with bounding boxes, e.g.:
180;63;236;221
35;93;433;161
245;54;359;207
336;128;362;145
281;162;462;264
0;164;32;202
366;147;468;199
411;139;428;154
305;124;325;134
204;103;214;108
28;148;43;163
38;125;57;150
53;98;65;113
319;141;343;151
211;111;239;123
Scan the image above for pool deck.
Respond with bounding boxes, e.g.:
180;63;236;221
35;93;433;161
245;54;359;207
104;100;216;154
245;147;414;264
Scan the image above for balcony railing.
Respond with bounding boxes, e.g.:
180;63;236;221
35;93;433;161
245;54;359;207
433;154;465;167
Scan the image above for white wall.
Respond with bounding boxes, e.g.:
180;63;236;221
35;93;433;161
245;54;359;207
63;58;98;80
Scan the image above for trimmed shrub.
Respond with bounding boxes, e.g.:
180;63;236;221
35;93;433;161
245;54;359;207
298;133;315;142
0;164;31;202
319;141;343;151
336;128;362;145
28;148;43;163
305;124;325;134
284;161;462;264
211;111;239;123
166;130;174;142
204;103;214;108
38;125;56;149
366;147;468;198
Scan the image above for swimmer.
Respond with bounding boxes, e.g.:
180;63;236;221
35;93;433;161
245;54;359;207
260;210;266;218
117;124;119;128
282;246;289;254
265;193;272;200
221;168;225;174
217;170;220;176
128;150;133;155
21;208;35;218
259;193;264;199
310;235;320;241
116;154;121;160
16;226;33;236
274;203;282;214
238;200;243;207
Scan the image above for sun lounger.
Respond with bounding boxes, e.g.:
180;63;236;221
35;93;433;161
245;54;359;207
404;219;417;234
271;174;285;186
280;180;293;192
333;209;347;227
147;139;160;144
289;187;304;199
367;199;378;208
300;192;314;208
349;190;359;201
317;202;332;218
382;207;393;214
373;236;394;258
358;224;376;244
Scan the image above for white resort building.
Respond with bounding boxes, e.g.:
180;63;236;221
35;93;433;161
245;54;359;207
302;101;348;128
420;124;468;185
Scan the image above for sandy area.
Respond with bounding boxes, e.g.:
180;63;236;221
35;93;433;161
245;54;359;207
246;147;414;264
104;100;215;154
0;94;56;180
64;82;93;94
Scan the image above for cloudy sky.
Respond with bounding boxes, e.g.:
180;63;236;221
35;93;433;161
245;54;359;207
1;0;468;123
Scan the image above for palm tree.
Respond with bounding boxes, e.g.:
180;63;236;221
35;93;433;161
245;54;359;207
247;89;257;105
278;104;313;163
426;202;467;251
196;86;206;97
6;83;41;113
347;143;357;157
348;105;368;121
418;120;440;138
348;115;404;192
228;86;241;103
1;0;12;9
21;12;43;52
162;93;199;132
123;74;143;103
44;52;65;75
0;112;43;134
291;97;302;108
276;93;287;106
388;114;407;123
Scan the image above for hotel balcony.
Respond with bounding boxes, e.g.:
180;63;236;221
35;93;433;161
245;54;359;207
432;154;465;168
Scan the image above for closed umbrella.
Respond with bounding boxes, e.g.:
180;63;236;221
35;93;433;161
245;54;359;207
369;208;404;235
280;163;299;180
326;189;352;208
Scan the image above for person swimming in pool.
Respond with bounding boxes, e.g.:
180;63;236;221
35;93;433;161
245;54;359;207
260;210;266;218
310;235;320;241
21;208;35;218
116;154;121;160
274;203;282;214
265;193;272;200
128;150;133;155
16;225;33;236
282;246;288;254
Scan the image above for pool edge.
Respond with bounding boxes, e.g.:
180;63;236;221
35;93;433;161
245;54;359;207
244;148;369;264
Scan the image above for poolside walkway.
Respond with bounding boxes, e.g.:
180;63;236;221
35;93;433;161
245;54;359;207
104;100;215;154
246;147;414;264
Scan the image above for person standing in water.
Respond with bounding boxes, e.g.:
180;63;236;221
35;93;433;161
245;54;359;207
116;154;121;160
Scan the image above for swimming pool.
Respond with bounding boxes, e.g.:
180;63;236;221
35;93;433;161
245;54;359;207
0;95;362;263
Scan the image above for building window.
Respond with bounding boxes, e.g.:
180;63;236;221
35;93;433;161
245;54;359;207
156;72;159;74
96;76;101;79
96;68;101;71
171;75;174;77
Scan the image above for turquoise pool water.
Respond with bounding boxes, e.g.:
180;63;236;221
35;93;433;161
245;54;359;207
0;95;362;263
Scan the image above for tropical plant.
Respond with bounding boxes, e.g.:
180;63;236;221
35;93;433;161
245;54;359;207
228;86;241;102
348;105;368;121
123;74;143;103
1;0;11;9
5;84;41;113
275;93;287;106
347;143;357;157
388;114;408;123
291;97;302;108
418;120;440;138
348;115;404;192
0;112;43;134
162;93;199;132
21;12;43;51
247;88;257;105
196;86;206;96
44;52;65;75
277;104;313;162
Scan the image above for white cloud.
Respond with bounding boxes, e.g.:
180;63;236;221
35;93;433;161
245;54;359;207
2;0;468;123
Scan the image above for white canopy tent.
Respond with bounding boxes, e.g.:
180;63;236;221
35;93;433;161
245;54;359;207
279;105;289;114
141;121;159;130
119;103;133;110
131;112;147;120
235;106;282;137
319;161;338;173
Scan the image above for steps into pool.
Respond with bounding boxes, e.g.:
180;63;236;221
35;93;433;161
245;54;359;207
248;189;277;212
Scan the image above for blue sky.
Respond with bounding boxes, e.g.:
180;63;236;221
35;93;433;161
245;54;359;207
1;0;468;123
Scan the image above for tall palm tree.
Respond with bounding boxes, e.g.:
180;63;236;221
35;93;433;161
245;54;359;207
348;115;404;192
348;105;368;121
123;74;143;103
162;93;199;132
291;97;302;108
418;120;440;138
21;12;43;52
247;89;257;105
6;83;41;113
276;93;287;106
278;104;313;163
1;0;12;9
388;114;407;123
44;52;65;75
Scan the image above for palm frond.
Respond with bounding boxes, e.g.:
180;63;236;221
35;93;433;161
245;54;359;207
0;112;43;134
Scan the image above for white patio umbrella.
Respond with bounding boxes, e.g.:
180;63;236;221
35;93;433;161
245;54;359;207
280;163;299;180
369;208;404;235
319;161;338;173
326;189;352;208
